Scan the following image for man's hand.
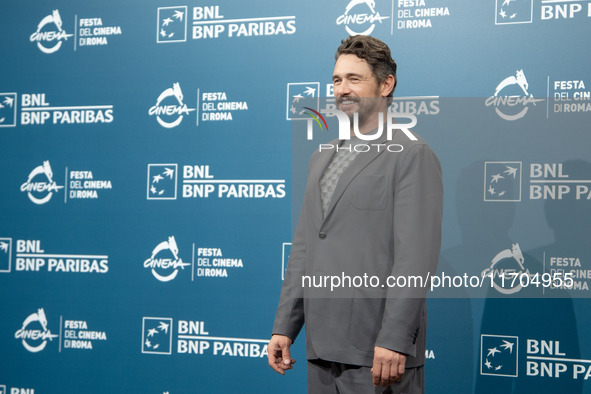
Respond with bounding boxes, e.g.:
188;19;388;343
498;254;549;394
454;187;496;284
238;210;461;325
268;334;296;375
371;346;407;387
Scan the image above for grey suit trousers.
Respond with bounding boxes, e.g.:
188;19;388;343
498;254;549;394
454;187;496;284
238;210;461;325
307;360;424;394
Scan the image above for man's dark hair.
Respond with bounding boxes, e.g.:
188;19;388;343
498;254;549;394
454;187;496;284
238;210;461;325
335;35;397;98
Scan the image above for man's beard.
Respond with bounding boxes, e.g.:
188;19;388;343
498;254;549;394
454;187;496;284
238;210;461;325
336;96;384;131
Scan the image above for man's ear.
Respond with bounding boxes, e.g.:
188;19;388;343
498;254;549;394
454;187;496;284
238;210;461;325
380;75;395;97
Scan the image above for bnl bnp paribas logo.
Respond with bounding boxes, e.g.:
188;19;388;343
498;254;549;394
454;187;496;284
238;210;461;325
14;308;58;353
495;0;533;24
142;317;173;354
481;334;519;377
143;236;189;282
484;161;522;202
157;6;188;43
495;0;589;24
0;94;17;127
20;161;64;205
485;69;544;121
30;10;73;54
156;5;296;42
336;0;390;35
286;82;321;121
481;335;591;381
0;239;12;273
142;317;269;357
147;164;177;199
147;163;286;200
485;161;591;202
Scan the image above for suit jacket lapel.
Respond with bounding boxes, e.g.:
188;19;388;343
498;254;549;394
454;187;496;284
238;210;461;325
311;144;337;226
322;133;389;221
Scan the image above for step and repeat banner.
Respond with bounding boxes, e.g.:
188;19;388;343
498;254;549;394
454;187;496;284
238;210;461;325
0;0;590;393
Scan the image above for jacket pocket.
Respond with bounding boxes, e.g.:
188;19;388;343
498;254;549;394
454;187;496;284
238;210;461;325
352;175;387;210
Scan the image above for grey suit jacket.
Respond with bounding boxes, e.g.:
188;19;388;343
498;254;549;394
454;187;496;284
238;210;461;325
273;129;443;368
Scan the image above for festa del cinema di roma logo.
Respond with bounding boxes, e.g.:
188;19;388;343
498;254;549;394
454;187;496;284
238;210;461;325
14;308;58;353
148;83;196;128
481;243;534;294
485;69;544;121
144;236;190;282
336;0;389;36
20;161;63;205
30;9;73;54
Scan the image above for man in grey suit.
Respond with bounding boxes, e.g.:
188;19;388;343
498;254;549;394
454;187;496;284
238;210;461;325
268;35;443;393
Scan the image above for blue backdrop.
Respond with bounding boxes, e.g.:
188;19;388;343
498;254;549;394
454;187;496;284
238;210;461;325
1;0;590;393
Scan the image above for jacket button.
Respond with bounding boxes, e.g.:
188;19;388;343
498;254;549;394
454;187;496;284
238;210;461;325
319;232;327;239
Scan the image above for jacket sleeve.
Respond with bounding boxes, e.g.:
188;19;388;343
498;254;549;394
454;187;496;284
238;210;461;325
272;148;321;341
374;143;443;357
272;201;307;341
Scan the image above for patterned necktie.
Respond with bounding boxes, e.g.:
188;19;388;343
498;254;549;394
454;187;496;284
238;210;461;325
320;141;359;218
